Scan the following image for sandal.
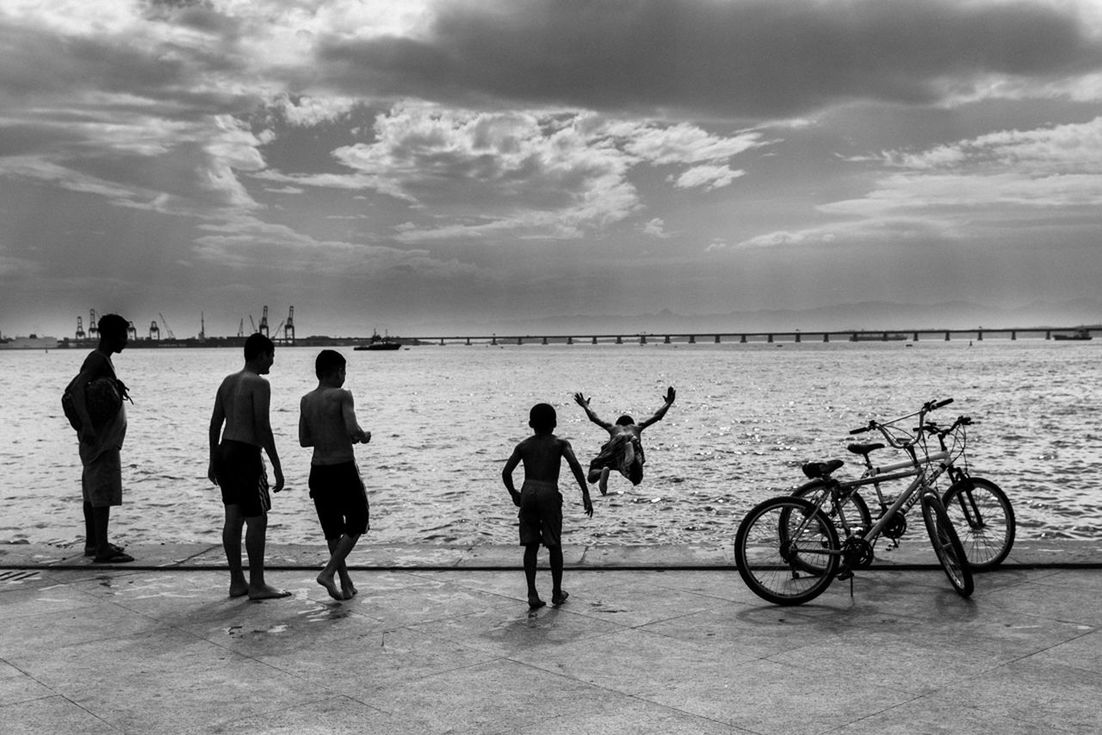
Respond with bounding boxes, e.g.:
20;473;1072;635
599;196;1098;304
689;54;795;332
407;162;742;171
84;543;124;558
92;550;135;564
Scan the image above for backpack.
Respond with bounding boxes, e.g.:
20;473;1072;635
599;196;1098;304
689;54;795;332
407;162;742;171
62;379;82;431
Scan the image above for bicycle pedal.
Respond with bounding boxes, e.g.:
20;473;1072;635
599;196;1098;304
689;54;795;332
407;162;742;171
836;569;854;581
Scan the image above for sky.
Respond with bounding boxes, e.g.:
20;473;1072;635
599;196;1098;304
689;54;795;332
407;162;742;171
2;0;1102;339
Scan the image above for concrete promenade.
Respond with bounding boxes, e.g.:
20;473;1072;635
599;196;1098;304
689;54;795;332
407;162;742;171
2;541;1101;734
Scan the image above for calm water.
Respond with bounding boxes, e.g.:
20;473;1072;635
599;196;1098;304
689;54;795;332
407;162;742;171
0;340;1098;548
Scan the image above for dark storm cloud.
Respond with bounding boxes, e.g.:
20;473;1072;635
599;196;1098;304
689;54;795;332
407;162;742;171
317;0;1102;118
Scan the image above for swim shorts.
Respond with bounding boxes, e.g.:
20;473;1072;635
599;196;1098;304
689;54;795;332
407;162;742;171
82;448;122;508
517;479;563;547
308;461;370;539
214;440;271;517
588;434;645;485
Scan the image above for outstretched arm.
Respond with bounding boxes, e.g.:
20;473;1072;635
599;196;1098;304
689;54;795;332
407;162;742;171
637;386;676;430
573;392;613;431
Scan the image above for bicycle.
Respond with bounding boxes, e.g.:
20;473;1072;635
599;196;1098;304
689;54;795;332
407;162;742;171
734;399;974;606
791;403;1014;571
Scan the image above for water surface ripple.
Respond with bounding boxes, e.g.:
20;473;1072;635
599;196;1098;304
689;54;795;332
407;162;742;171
1;340;1097;547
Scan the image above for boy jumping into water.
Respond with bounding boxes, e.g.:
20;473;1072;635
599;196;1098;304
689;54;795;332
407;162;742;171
574;387;676;494
208;333;288;600
502;403;593;610
299;350;372;601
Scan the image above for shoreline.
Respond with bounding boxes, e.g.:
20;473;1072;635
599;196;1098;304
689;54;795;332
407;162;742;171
4;539;1102;571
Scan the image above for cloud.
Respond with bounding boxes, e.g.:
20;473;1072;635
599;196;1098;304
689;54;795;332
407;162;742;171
252;102;761;241
316;0;1102;118
193;211;479;280
882;116;1102;174
671;164;744;190
642;217;669;238
740;117;1102;248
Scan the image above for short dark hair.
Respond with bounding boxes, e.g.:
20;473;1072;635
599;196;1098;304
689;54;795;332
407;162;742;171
244;332;275;360
315;349;346;378
529;403;557;433
98;313;129;339
616;415;635;426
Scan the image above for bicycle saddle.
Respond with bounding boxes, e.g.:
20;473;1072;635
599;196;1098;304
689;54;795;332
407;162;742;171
801;459;844;479
847;442;885;457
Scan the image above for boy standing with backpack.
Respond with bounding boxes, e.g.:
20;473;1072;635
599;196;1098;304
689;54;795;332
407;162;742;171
65;313;133;563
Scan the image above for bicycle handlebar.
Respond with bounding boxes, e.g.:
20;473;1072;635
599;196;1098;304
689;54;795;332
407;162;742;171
847;398;956;440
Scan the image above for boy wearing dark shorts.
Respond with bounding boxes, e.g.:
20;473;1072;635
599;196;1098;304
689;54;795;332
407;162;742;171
502;403;593;610
208;333;288;600
299;350;372;601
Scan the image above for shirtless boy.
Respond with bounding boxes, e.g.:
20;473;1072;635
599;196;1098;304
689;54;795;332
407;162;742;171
299;350;372;601
208;333;288;600
502;403;593;610
69;313;133;563
574;387;676;494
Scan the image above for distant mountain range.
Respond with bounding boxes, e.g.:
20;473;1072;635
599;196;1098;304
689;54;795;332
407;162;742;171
471;299;1102;335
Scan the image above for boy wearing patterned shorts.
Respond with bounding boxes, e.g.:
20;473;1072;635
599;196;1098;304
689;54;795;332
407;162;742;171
502;403;593;610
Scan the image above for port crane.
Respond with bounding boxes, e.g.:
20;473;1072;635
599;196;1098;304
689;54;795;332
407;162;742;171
284;305;295;343
158;313;175;340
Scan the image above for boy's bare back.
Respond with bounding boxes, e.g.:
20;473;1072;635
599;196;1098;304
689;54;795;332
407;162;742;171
511;434;573;484
503;432;592;517
299;386;368;465
215;370;272;446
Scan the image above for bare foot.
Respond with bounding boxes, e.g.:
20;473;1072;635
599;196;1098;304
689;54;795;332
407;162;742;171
316;573;343;601
528;595;546;610
552;590;569;606
341;580;358;600
249;584;292;600
229;576;249;598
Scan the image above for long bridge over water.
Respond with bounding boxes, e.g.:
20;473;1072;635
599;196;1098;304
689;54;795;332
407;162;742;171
414;326;1095;346
51;325;1095;349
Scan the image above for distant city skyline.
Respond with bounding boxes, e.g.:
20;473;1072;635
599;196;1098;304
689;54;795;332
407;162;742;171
2;1;1102;338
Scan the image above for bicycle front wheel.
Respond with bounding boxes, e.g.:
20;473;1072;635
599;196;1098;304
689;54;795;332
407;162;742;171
921;493;974;597
735;496;840;606
942;477;1015;571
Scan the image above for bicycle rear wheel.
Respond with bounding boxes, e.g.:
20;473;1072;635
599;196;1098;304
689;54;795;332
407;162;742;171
941;476;1015;571
920;493;974;597
735;496;840;606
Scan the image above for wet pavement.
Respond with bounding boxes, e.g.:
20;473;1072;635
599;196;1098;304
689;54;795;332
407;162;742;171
1;542;1100;734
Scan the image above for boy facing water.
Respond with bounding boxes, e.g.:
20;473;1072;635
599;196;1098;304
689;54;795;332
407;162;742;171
502;403;593;609
208;333;287;600
299;350;371;601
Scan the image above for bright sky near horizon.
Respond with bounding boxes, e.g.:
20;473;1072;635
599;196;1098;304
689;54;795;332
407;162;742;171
2;0;1101;338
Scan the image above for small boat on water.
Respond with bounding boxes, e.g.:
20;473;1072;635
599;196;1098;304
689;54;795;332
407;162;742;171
354;330;402;351
0;333;59;350
1053;328;1092;341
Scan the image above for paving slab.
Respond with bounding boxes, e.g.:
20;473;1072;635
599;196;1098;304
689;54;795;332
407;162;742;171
5;539;1102;571
1;544;1101;734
